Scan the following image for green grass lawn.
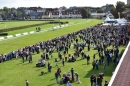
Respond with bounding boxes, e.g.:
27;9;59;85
0;19;103;54
6;19;87;35
0;19;124;86
0;43;125;86
0;21;48;29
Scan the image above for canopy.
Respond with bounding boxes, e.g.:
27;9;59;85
104;16;115;23
104;16;111;22
102;23;111;26
115;18;127;24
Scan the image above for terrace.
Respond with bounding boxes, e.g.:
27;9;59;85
109;42;130;86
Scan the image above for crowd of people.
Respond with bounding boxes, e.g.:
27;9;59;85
0;22;130;86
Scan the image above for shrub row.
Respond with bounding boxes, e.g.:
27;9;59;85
0;19;56;22
49;21;69;24
0;21;69;32
0;33;8;36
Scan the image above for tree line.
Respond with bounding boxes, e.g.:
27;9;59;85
80;1;126;19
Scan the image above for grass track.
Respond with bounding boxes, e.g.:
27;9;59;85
0;19;103;54
0;21;48;29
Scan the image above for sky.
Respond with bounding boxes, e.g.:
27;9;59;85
0;0;127;9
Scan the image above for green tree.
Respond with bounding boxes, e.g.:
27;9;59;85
110;1;126;18
87;8;91;18
3;6;9;12
17;11;22;18
81;8;88;18
62;6;67;10
10;7;16;11
110;6;118;18
116;1;126;18
0;9;3;11
97;9;104;13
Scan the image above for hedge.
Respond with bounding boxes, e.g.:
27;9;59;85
0;32;8;36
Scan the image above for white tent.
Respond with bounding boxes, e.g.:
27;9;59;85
104;16;115;23
104;16;111;22
102;23;111;26
115;18;127;24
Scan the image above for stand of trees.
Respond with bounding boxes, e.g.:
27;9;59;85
97;9;104;13
81;8;91;19
110;1;126;18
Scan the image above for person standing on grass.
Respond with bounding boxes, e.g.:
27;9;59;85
21;54;24;63
87;55;90;65
88;44;90;51
57;67;61;77
93;75;96;86
55;58;58;67
55;72;59;83
62;58;65;66
93;54;96;61
26;80;29;86
97;76;101;86
103;61;106;73
92;60;96;70
90;75;94;86
28;53;32;63
49;63;52;72
48;62;52;72
106;54;110;66
75;72;79;81
96;60;99;70
70;68;74;81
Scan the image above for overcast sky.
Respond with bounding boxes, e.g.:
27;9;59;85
0;0;127;8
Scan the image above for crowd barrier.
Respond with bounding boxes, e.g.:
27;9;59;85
0;24;69;41
7;35;13;39
23;32;29;35
30;31;35;34
15;34;22;37
0;37;4;40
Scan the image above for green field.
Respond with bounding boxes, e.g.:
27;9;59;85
0;21;48;29
6;19;85;35
0;19;125;86
0;19;103;54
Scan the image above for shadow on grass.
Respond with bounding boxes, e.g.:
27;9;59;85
50;78;55;81
39;72;48;76
16;62;23;65
76;58;83;61
22;62;30;65
82;63;87;65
